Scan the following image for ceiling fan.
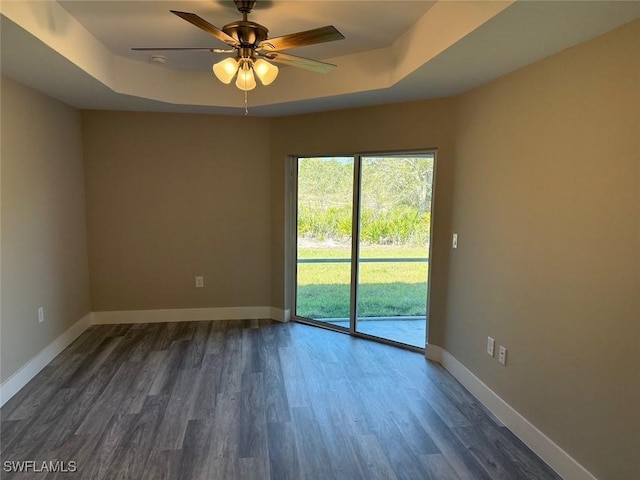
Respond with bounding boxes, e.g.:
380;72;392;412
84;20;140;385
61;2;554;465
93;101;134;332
132;0;345;91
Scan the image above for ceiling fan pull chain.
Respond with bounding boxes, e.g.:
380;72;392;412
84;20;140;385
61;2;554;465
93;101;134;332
244;89;249;116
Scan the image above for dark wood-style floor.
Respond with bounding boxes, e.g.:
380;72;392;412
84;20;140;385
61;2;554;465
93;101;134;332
0;320;560;479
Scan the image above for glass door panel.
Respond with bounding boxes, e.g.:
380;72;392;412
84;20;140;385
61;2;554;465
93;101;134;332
293;152;435;350
295;157;354;329
355;155;434;348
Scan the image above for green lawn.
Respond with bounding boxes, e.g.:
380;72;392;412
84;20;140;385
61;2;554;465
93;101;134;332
296;245;429;319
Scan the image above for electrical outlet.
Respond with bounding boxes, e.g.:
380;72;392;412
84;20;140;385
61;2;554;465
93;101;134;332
498;345;507;366
38;306;45;324
452;233;458;249
487;336;495;357
195;276;204;288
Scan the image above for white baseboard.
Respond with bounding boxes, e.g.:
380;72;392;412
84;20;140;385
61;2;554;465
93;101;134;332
430;347;596;480
270;307;290;323
91;306;283;325
0;313;92;407
425;343;443;363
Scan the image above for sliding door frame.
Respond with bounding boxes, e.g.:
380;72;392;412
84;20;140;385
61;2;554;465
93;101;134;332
349;154;362;336
286;149;438;353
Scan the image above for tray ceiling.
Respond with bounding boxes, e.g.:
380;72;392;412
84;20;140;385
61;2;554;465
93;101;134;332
2;1;639;116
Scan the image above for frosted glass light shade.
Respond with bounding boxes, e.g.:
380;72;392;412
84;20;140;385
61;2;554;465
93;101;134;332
235;63;256;91
213;57;239;84
253;59;279;85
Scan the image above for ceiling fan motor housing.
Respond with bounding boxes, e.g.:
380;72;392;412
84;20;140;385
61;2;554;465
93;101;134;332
223;21;268;48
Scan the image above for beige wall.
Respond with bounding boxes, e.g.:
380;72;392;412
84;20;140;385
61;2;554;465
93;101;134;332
1;77;91;383
448;20;639;480
82;111;272;311
269;98;456;345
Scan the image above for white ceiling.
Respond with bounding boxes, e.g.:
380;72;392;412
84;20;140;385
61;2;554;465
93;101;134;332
2;1;639;117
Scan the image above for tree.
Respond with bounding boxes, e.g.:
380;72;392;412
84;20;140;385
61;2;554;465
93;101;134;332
297;155;434;245
361;156;433;214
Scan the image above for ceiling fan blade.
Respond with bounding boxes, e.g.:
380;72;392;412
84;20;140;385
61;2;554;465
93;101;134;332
170;10;237;47
260;51;336;73
132;47;233;52
260;25;344;51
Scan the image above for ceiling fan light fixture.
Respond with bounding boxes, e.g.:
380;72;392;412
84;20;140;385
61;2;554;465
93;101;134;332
213;57;239;84
235;62;256;91
253;58;279;85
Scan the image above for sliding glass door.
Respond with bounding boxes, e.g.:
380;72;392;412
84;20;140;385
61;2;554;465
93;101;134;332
295;157;354;329
294;153;435;349
355;155;433;346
